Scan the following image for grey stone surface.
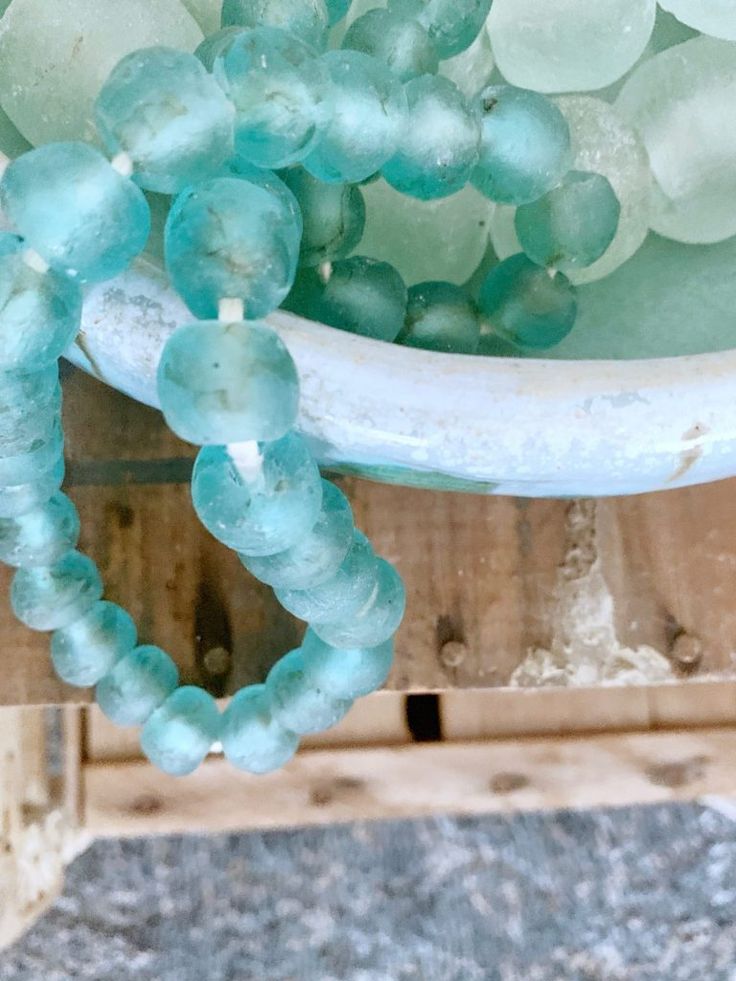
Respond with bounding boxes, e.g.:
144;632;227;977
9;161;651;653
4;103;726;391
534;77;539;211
2;804;736;981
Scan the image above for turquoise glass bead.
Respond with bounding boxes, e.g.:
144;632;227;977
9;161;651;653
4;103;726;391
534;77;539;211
280;168;365;268
382;75;479;201
195;27;243;71
165;177;300;319
0;492;79;568
0;419;63;486
326;0;350;25
0;401;59;459
390;0;493;58
0;143;151;282
157;320;299;445
303;51;407;184
266;648;352;734
213;27;330;169
471;86;572;206
96;645;180;727
398;280;480;353
0;233;82;372
11;549;103;631
479;253;578;350
0;456;65;519
515;170;622;272
51;601;137;687
95;47;235;195
241;479;353;589
141;686;221;776
314;558;406;648
192;433;322;555
221;683;299;773
221;0;328;50
275;530;379;623
301;628;394;699
342;8;439;83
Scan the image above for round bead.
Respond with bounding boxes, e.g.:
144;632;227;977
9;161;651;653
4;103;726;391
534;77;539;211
471;85;571;206
0;493;79;568
141;686;221;776
266;648;352;734
195;26;243;70
398;281;480;354
479;253;578;350
51;601;138;687
157;320;299;445
0;143;151;282
165;177;300;319
303;50;407;184
221;683;299;773
241;479;354;589
659;0;736;41
95;46;235;194
96;645;180;727
0;456;65;520
302;628;394;699
342;8;439;83
11;550;103;632
281;168;365;267
221;0;329;50
313;558;406;648
391;0;493;59
192;433;322;555
0;419;63;487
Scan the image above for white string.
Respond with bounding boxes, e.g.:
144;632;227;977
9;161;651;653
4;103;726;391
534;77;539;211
110;151;134;178
218;296;245;322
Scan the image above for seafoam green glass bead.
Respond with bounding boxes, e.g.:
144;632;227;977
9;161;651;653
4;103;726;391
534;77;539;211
0;143;150;283
165;177;300;319
141;686;221;776
479;253;578;350
326;0;351;25
51;601;137;687
221;0;329;50
266;648;352;735
314;558;406;648
96;645;180;726
95;46;235;194
0;456;65;519
303;50;407;184
241;479;353;589
0;419;63;486
195;26;243;70
157;320;299;445
213;27;330;169
280;168;365;268
301;628;394;699
390;0;492;58
0;395;61;456
398;281;480;354
471;86;571;206
0;368;59;444
11;550;103;631
192;433;322;555
382;75;479;201
342;8;438;83
0;493;79;568
221;683;299;773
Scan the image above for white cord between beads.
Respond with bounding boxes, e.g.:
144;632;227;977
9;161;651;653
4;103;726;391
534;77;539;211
218;296;245;322
110;151;134;178
218;296;264;481
0;150;9;179
22;248;49;274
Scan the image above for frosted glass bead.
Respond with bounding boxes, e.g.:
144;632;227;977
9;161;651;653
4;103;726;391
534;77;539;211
391;0;493;59
221;0;329;50
0;457;65;519
301;628;394;698
195;27;243;70
342;8;438;83
11;550;103;631
0;366;59;422
275;530;379;623
0;403;59;460
213;27;330;169
479;253;577;349
398;280;480;353
440;25;495;101
96;645;180;726
471;85;571;206
95;47;235;194
141;686;221;776
487;0;656;94
314;558;405;648
192;434;322;555
326;0;351;25
303;51;407;184
165;177;299;318
266;648;352;734
281;168;365;267
51;601;137;687
0;420;63;486
221;683;299;773
0;493;79;568
157;320;299;445
0;143;150;283
241;479;353;589
0;233;83;372
659;1;736;42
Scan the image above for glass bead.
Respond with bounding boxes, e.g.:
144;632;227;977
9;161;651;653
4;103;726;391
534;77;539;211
141;686;221;776
0;143;151;282
0;419;63;487
51;601;138;688
266;648;352;735
192;433;322;555
440;24;495;101
479;253;578;350
303;50;407;184
280;168;365;268
213;27;330;169
195;26;243;71
471;85;572;206
0;456;65;519
241;479;354;589
221;0;329;51
342;8;438;83
313;558;405;648
95;47;235;195
659;0;736;41
157;320;299;445
398;280;480;353
301;628;394;699
382;75;480;201
96;645;180;727
326;0;351;26
11;549;103;632
165;177;300;319
0;493;79;568
221;683;299;773
391;0;493;59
